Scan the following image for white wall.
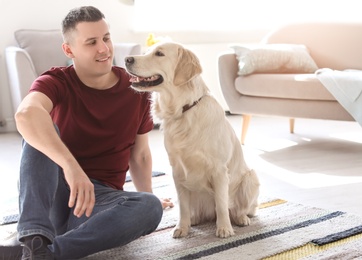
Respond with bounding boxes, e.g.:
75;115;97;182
0;0;267;133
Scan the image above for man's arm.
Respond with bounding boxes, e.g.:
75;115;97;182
128;133;153;192
129;133;174;209
15;92;95;218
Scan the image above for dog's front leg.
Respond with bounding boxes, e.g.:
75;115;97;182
213;174;234;238
173;183;191;238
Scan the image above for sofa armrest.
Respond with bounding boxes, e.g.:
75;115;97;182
5;46;38;113
113;43;141;68
218;52;241;113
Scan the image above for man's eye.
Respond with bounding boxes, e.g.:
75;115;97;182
155;51;164;57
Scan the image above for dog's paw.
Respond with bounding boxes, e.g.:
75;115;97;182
235;214;251;226
216;227;235;238
172;226;189;238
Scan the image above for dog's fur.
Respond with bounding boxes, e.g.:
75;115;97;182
125;42;260;238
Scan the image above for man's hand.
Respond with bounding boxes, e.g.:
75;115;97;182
160;197;174;210
64;165;95;218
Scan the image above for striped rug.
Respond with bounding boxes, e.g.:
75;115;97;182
83;198;362;260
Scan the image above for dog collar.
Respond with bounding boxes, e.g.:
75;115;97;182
182;96;205;113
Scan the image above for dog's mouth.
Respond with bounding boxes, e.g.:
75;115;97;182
129;74;164;88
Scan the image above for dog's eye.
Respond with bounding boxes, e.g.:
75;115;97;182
155;50;164;57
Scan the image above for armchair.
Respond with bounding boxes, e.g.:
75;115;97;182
218;23;361;144
5;29;141;114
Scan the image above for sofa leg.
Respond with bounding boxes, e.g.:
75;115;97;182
241;114;251;145
289;118;295;133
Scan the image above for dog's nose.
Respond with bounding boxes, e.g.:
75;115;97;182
125;56;134;65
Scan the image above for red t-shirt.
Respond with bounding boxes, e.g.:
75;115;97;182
29;66;153;190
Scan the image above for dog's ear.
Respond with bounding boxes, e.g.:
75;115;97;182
173;47;202;86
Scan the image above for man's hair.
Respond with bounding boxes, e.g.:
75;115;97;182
62;6;105;42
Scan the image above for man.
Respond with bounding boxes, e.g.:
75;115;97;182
15;6;172;260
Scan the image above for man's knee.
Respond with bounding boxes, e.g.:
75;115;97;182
136;192;163;230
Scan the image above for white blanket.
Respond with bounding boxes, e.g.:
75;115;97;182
315;68;362;126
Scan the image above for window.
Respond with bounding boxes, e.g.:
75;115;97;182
133;0;362;32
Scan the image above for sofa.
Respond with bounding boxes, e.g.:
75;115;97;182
5;29;141;114
218;23;362;144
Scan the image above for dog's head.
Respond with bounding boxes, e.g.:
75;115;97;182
125;42;202;92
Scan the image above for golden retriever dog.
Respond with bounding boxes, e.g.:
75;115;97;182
125;42;260;238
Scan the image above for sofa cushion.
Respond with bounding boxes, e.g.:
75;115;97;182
15;29;69;75
235;73;336;101
231;44;318;76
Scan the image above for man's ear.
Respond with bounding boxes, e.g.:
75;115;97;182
173;47;202;86
62;43;75;58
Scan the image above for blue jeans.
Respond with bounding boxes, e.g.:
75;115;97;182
17;139;163;259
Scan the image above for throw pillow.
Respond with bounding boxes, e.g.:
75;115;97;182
231;44;318;76
15;29;68;75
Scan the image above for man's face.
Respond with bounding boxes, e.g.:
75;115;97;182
64;19;114;76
